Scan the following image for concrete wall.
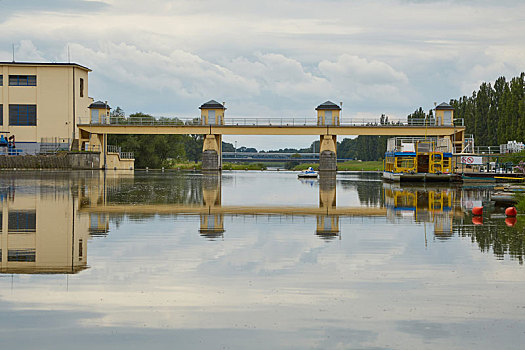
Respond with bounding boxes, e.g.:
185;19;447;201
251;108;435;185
0;152;100;169
105;152;134;170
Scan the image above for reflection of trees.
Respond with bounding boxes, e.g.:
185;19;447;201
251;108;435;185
107;173;203;205
454;217;525;264
339;173;384;207
356;181;384;207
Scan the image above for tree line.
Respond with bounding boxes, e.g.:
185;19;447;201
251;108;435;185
337;72;525;160
451;73;525;146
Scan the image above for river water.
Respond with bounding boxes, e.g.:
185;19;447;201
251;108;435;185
0;170;524;349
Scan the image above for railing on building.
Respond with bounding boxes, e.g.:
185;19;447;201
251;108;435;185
471;146;500;154
78;116;465;128
387;137;453;153
39;137;71;154
107;144;134;159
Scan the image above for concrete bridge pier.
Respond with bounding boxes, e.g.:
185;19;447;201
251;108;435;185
319;134;337;172
202;134;222;171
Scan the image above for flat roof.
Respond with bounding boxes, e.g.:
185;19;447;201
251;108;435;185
0;61;91;72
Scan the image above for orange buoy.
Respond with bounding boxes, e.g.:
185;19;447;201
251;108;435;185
505;217;517;227
472;216;483;225
472;207;483;216
505;207;517;217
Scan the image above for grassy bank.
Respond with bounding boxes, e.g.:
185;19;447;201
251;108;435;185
293;160;383;171
222;162;267;170
167;161;267;170
515;193;525;212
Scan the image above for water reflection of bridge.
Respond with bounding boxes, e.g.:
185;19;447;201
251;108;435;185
5;171;525;273
79;172;467;241
80;173;386;240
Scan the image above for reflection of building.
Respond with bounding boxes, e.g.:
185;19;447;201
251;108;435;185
383;183;461;238
0;181;90;273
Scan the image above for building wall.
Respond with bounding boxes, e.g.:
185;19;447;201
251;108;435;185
0;64;91;154
106;152;135;170
201;108;225;125
435;109;454;126
317;110;340;125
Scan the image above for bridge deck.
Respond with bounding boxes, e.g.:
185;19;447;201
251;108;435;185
78;124;464;136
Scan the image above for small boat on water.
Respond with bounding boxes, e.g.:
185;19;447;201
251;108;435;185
491;192;517;204
491;185;525;204
298;167;318;178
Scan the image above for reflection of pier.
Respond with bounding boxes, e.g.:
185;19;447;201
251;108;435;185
79;172;386;240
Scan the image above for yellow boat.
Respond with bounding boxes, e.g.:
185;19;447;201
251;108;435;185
383;138;458;182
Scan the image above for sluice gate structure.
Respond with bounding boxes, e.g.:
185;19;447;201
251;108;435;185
77;101;465;171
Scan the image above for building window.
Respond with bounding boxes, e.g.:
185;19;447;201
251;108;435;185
79;239;83;259
9;104;37;126
9;75;37;86
8;210;36;233
0;75;3;86
0;104;3;126
8;249;36;262
80;78;84;97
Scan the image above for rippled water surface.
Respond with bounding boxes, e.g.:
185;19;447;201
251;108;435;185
1;170;524;349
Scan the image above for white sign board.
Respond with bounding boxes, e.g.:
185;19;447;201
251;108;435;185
461;156;483;165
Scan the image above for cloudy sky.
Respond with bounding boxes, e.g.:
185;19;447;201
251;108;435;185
1;0;524;149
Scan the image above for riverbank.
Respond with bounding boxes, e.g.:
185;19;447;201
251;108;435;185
168;161;268;171
167;160;382;171
293;160;383;171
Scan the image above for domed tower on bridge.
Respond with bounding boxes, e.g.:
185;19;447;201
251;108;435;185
200;100;226;171
316;101;341;172
434;102;454;126
316;101;341;126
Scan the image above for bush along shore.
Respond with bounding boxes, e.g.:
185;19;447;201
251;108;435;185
167;162;267;171
293;160;383;172
160;160;384;172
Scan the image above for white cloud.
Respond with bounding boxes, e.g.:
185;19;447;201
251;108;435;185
319;54;410;105
1;0;524;146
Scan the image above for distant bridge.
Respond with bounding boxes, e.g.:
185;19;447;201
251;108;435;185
222;152;353;163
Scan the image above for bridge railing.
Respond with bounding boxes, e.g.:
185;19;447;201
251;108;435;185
107;144;134;159
78;116;465;127
471;146;500;154
119;152;135;159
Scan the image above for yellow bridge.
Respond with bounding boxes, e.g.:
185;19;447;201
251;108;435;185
79;100;465;170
